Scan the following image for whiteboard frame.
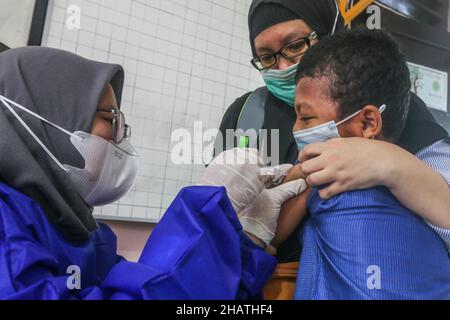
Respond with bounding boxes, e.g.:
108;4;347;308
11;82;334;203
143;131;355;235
0;0;48;48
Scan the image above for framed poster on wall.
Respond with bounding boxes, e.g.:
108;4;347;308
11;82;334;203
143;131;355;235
0;0;48;49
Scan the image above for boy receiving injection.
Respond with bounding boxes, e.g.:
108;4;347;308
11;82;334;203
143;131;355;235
269;29;450;299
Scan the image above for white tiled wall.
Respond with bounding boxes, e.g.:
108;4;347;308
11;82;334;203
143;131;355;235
42;0;263;222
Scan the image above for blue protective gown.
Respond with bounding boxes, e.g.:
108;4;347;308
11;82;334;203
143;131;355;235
0;182;276;300
295;187;450;300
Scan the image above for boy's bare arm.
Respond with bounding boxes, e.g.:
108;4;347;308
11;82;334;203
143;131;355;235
270;188;311;248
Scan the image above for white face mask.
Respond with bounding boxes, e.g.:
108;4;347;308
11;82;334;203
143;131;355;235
293;104;387;152
0;95;139;207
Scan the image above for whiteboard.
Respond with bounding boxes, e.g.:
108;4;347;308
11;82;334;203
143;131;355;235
42;0;263;223
0;0;36;48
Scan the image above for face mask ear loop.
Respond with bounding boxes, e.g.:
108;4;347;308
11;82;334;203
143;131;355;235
0;96;74;172
335;109;363;127
335;104;387;127
0;95;81;140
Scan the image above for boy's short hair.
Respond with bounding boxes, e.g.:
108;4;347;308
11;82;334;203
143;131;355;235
296;29;411;142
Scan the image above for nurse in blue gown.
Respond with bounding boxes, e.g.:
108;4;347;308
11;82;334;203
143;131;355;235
0;47;276;300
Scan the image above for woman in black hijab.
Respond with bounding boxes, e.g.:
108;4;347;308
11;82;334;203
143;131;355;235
215;0;450;267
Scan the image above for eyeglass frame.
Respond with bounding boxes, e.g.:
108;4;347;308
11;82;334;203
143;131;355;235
96;105;131;144
251;31;318;71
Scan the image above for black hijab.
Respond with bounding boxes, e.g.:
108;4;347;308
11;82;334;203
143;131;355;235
249;0;345;56
0;47;124;241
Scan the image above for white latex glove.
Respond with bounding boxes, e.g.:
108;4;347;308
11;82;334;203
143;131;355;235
199;148;267;214
238;178;308;246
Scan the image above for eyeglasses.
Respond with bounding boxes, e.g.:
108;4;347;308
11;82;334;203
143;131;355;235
97;106;131;144
251;31;318;71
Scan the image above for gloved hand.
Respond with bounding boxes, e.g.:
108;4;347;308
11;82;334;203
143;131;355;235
238;178;308;246
199;148;267;214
